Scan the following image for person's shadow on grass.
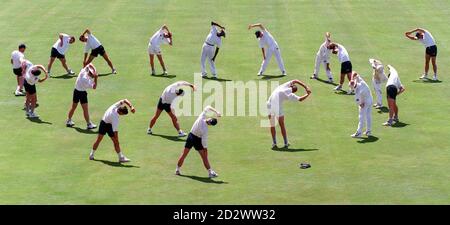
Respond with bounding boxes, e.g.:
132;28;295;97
72;126;97;134
98;72;113;77
93;159;140;168
150;133;185;142
261;74;285;80
392;121;409;128
376;106;389;114
272;146;319;152
50;73;75;79
27;117;52;125
315;77;338;86
412;79;442;84
357;135;379;143
178;174;227;184
151;74;176;79
203;76;232;82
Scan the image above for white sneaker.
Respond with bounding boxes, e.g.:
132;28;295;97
89;153;95;160
25;111;31;117
375;105;383;109
201;72;207;78
15;90;25;96
310;74;317;79
175;169;181;176
433;75;438;81
147;128;152;135
112;68;117;74
419;74;428;79
178;131;187;137
163;70;168;75
284;143;290;148
365;131;371;136
67;69;75;75
272;143;277;148
66;119;75;127
28;112;39;118
119;156;130;163
281;71;287;76
351;132;362;138
257;72;263;76
208;170;218;178
334;85;342;91
347;90;355;95
383;120;393;126
212;74;217;79
87;123;97;129
151;70;156;76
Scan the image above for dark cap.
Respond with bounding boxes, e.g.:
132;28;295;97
255;30;262;38
118;106;128;115
209;118;218;126
18;43;26;49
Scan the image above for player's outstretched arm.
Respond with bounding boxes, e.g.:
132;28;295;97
36;65;48;82
211;21;225;29
248;23;265;30
205;105;221;117
121;99;136;113
81;28;91;36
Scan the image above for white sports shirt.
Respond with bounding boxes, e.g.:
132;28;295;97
337;44;350;63
11;50;24;69
354;79;373;106
204;26;222;47
84;33;102;53
23;60;39;85
369;59;387;82
259;30;278;50
419;30;436;48
267;81;301;106
52;33;71;55
160;81;190;104
386;65;403;91
149;27;170;47
75;67;95;92
102;101;125;131
317;36;331;59
190;107;210;147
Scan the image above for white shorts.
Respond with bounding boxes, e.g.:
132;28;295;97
148;45;162;55
267;102;284;117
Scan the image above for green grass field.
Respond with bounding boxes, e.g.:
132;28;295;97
0;0;449;204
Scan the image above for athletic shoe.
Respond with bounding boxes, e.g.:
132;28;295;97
151;70;156;76
326;79;334;84
257;72;263;76
272;143;277;149
334;85;342;91
310;74;317;79
25;111;31;117
419;74;428;79
347;90;355;95
178;131;187;137
283;143;290;148
28;112;39;118
212;74;217;79
14;90;25;96
67;69;75;75
208;170;218;178
87;123;97;129
119;156;130;163
175;169;181;176
375;105;383;109
112;68;117;74
147;128;152;135
66;119;75;127
382;121;393;126
281;71;287;76
393;117;399;123
351;132;362;138
365;131;371;136
201;72;207;78
89;153;95;160
433;75;438;81
163;70;168;75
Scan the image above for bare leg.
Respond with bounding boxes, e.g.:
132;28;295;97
156;54;166;72
102;53;115;70
431;56;437;75
168;110;181;132
177;148;191;167
84;55;95;67
92;134;104;150
149;54;155;72
81;103;90;124
111;133;121;153
339;73;345;86
149;108;163;129
424;54;431;75
67;102;78;120
30;94;37;113
47;57;56;73
278;116;288;145
59;58;70;72
269;115;277;144
198;149;211;170
387;98;396;121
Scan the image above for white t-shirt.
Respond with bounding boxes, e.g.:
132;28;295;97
24;60;39;85
259;30;278;50
354;80;373;105
419;30;436;47
149;27;170;47
52;33;71;55
267;81;301;106
204;26;222;48
11;50;24;69
369;59;387;82
386;65;403;91
317;37;331;59
102;101;124;131
84;33;102;53
75;68;95;91
160;81;189;104
337;44;350;63
190;107;209;147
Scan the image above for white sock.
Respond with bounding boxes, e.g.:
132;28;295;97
90;150;95;155
176;166;180;171
118;152;124;158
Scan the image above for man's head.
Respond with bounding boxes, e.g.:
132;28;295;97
18;43;26;53
69;36;76;44
164;32;172;38
117;106;129;115
176;89;184;96
206;118;218;126
31;69;41;76
217;30;226;38
79;35;87;42
255;30;262;38
415;32;424;39
290;85;298;93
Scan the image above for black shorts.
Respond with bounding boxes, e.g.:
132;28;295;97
51;47;65;59
13;68;23;76
91;45;106;57
98;120;115;137
426;45;437;57
341;61;352;74
157;98;172;113
185;133;204;151
23;80;36;95
386;85;398;100
73;89;88;104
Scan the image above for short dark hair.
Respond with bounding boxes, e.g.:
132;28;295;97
176;89;184;96
415;32;422;39
118;106;128;115
255;30;262;38
79;35;85;41
31;70;41;76
18;43;26;49
217;30;226;38
209;118;218;126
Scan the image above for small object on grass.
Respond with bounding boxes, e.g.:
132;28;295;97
299;162;311;169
